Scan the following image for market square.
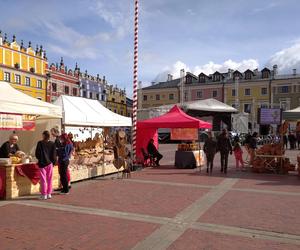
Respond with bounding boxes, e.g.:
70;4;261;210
1;0;300;249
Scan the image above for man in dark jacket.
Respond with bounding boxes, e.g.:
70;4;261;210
0;134;20;158
217;129;232;174
203;132;217;174
147;139;163;166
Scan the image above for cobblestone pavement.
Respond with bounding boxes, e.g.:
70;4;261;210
1;144;300;250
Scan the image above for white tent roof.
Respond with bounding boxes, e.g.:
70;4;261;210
54;95;132;127
0;81;62;118
184;98;238;113
283;106;300;121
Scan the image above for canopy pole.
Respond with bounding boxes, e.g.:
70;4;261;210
132;0;139;162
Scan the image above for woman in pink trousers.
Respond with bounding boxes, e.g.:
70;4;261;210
35;131;56;200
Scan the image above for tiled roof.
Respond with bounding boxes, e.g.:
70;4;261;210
142;78;181;90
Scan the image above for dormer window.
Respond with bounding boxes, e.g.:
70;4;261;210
245;72;252;80
186;75;192;84
262;71;270;79
213;75;220;82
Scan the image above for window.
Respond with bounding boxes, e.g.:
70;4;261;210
261;87;267;95
280;100;290;111
199;76;206;83
114;109;117;113
244;88;251;96
121;111;123;115
260;103;269;108
279;86;289;93
143;95;147;101
101;95;105;101
52;83;57;92
25;77;30;86
15;74;21;84
196;91;202;99
96;93;99;100
169;93;174;100
184;91;188;101
4;72;11;82
156;94;160;100
245;72;252;80
89;92;93;99
212;90;217;98
83;91;86;97
232;89;236;97
37;80;42;89
112;98;115;102
244;104;252;113
64;86;69;94
262;71;270;79
72;88;77;96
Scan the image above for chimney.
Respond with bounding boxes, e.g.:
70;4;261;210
293;69;296;75
253;68;259;75
167;74;173;81
273;65;278;76
228;68;233;79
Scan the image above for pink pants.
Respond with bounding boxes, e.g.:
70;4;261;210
39;163;53;196
234;150;244;168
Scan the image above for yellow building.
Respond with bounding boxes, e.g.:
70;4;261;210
0;33;48;101
106;85;127;116
226;69;271;130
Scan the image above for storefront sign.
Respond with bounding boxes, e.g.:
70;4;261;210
0;113;36;131
171;128;198;140
0;113;23;130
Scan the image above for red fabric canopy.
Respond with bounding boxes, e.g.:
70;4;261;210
136;105;212;162
138;105;212;129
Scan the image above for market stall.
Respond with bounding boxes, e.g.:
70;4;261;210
136;105;211;169
54;95;132;182
0;81;62;199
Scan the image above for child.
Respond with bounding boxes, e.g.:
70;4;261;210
233;136;244;170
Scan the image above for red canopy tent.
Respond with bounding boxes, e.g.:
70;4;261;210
136;105;212;160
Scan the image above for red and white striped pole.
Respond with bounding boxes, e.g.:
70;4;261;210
132;0;139;162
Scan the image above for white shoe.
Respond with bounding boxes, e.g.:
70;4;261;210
39;195;47;200
47;194;52;199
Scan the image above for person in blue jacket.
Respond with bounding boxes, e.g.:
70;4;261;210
57;133;73;194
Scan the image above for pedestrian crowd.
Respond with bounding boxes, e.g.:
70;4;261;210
35;127;73;200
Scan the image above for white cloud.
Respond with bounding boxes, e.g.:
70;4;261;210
252;2;281;13
90;0;132;40
267;39;300;73
43;21;110;59
154;59;259;82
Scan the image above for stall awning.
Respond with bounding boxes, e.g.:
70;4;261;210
138;105;212;129
0;81;62;118
184;98;237;113
283;106;300;121
54;95;132;127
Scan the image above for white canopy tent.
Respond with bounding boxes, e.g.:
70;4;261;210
283;106;300;121
0;81;62;155
54;95;132;127
0;81;62;119
183;98;237;113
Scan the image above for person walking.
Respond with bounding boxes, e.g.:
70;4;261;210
233;136;244;170
35;131;56;200
57;133;73;194
217;129;232;174
203;132;217;174
249;132;258;165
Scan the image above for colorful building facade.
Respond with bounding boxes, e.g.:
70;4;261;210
79;71;107;106
0;33;47;100
106;85;127;116
46;58;80;102
126;97;133;118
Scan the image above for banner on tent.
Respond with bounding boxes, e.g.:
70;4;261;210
171;128;198;140
0;113;23;130
0;113;36;131
22;115;36;131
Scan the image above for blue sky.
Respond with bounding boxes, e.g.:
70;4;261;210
1;0;300;96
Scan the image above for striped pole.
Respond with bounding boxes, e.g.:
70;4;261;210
132;0;139;162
